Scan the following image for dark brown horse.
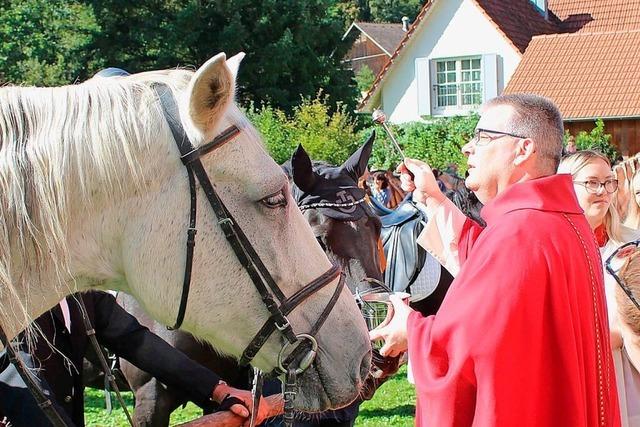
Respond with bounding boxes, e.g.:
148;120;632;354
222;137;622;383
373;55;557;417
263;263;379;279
86;134;384;426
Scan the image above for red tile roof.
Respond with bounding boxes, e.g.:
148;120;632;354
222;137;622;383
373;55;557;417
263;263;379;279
474;0;560;53
504;30;640;119
549;0;640;33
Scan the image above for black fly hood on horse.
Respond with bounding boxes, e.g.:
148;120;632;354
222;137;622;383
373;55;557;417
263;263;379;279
282;133;384;293
282;133;375;222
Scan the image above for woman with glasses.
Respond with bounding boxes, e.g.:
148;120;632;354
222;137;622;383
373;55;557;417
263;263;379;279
559;150;640;427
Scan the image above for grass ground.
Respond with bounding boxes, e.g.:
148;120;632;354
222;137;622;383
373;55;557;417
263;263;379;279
84;366;416;426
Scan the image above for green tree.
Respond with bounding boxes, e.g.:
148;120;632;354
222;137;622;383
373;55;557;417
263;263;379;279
368;0;423;22
337;0;423;23
0;0;359;111
0;0;100;85
86;0;358;112
355;64;376;93
565;119;618;164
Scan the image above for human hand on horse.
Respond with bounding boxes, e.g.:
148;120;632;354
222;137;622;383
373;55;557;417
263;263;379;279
179;394;284;427
368;294;413;357
613;155;640;220
212;381;283;424
398;158;445;207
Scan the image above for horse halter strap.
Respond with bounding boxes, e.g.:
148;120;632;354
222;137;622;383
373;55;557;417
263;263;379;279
154;85;345;377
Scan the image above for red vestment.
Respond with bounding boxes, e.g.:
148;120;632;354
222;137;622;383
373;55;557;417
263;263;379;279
408;175;620;426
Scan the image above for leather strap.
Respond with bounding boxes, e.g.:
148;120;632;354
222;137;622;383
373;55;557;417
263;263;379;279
239;265;341;368
0;327;71;427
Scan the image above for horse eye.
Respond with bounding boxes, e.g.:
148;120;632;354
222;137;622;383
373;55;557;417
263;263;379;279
260;188;288;209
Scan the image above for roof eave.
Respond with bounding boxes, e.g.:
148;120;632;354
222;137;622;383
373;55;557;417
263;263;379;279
357;0;437;112
564;114;640;122
470;0;526;55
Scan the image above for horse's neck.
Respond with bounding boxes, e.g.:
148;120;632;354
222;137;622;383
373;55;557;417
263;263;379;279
0;147;169;346
0;257;69;347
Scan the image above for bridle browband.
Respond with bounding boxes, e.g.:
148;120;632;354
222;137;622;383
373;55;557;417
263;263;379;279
298;196;367;212
155;85;346;422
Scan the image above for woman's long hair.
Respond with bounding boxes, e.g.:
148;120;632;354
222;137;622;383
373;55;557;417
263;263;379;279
558;150;624;244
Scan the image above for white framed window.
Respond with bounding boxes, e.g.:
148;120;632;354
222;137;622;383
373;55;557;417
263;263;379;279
434;57;482;113
416;54;498;118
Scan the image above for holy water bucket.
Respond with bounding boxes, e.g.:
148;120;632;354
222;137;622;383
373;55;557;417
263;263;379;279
356;288;409;378
357;291;410;348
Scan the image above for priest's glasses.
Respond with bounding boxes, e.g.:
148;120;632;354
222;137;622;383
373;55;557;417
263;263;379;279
605;240;640;311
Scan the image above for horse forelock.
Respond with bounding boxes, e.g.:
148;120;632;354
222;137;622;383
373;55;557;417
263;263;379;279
0;70;207;328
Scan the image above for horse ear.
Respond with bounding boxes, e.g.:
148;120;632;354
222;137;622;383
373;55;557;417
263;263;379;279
341;131;375;179
226;52;245;80
186;52;235;134
291;144;316;193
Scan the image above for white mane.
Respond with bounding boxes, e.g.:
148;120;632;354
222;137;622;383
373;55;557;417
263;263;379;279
0;70;194;325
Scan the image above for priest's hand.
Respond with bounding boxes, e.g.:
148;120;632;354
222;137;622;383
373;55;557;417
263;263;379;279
398;158;445;207
369;294;413;357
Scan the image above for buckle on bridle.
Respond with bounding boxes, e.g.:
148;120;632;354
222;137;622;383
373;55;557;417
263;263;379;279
277;334;318;375
275;319;291;331
218;218;234;226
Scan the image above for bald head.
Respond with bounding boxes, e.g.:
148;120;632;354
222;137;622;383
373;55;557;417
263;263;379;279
485;94;564;174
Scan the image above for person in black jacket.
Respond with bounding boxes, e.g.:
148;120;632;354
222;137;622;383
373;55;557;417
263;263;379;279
0;291;263;427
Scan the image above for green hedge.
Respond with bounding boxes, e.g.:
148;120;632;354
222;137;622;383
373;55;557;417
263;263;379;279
248;96;478;171
246;93;361;166
249;97;616;171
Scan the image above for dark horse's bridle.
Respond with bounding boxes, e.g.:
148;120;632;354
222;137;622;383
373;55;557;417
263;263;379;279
0;84;346;427
155;85;346;425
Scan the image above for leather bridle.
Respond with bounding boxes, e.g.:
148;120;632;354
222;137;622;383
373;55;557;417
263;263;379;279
155;85;346;423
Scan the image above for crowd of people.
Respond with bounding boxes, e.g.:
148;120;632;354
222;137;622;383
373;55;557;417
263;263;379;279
4;92;640;427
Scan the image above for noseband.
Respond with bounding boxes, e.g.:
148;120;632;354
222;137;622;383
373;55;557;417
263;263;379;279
155;86;345;389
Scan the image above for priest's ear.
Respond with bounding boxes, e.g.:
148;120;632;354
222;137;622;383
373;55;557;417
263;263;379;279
513;137;537;167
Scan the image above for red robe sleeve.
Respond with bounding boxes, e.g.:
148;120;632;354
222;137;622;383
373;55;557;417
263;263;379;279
407;209;619;427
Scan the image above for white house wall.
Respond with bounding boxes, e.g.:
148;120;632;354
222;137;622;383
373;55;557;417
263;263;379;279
383;0;522;123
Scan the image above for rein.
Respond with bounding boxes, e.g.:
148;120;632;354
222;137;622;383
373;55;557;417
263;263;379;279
0;329;71;427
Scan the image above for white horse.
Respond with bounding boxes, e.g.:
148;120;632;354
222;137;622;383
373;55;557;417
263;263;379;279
0;52;370;412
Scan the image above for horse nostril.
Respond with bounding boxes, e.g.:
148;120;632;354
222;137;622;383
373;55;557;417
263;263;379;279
360;350;372;382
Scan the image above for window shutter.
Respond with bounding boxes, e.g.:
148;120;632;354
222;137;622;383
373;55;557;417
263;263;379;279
416;58;431;116
482;53;498;102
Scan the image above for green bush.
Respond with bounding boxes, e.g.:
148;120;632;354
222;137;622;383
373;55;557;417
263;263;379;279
248;97;478;171
368;114;478;172
564;119;618;163
248;93;361;165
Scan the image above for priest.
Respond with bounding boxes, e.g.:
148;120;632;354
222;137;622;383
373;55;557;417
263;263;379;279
371;94;620;426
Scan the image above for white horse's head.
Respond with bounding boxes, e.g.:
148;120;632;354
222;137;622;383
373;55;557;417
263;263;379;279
0;53;371;411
